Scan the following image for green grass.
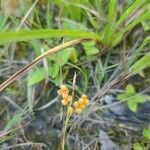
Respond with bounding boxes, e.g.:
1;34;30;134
0;29;100;44
0;0;149;149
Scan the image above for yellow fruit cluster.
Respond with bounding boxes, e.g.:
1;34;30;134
57;85;89;115
73;94;89;114
57;85;72;106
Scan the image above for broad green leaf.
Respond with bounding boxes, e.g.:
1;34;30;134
117;85;145;112
125;84;135;95
69;49;79;63
117;94;127;101
130;54;150;74
50;47;75;65
133;95;145;103
143;128;150;139
127;100;137;112
83;46;99;56
142;21;150;31
53;69;69;86
0;29;100;45
59;48;74;65
133;143;143;150
28;47;77;86
82;41;96;47
28;64;60;86
48;63;59;78
28;67;46;86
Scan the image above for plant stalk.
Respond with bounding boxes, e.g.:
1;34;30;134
0;38;92;92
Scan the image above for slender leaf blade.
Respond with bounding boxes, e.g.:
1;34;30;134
103;0;116;43
116;0;143;26
0;29;100;45
130;54;150;74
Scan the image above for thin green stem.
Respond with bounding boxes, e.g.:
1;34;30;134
62;73;76;150
62;110;71;150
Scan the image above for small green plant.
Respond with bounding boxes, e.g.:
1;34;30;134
57;85;89;150
28;41;99;87
28;47;75;86
143;127;150;140
133;142;145;150
117;84;145;112
82;41;99;56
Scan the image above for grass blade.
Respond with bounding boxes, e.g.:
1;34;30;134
112;11;150;47
0;38;91;92
116;0;143;26
130;53;150;74
0;29;100;45
103;0;116;44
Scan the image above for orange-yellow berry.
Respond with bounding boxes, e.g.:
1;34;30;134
68;107;74;114
57;89;62;95
61;99;68;106
81;94;87;99
83;99;89;105
78;98;84;105
66;96;72;102
73;101;79;108
57;85;69;98
79;104;86;109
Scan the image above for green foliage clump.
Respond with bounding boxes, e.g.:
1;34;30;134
117;84;145;112
143;128;150;139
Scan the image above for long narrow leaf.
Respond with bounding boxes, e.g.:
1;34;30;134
103;0;116;44
0;29;100;45
130;54;150;74
116;0;143;26
112;11;150;47
129;36;150;65
123;11;150;32
108;0;116;23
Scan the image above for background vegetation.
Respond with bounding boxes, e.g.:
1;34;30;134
0;0;150;149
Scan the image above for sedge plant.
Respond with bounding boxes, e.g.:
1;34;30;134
57;85;89;150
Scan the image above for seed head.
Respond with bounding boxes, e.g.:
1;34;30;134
73;101;79;108
81;94;87;99
57;85;69;98
83;99;89;105
78;98;84;105
61;99;68;106
79;104;86;109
